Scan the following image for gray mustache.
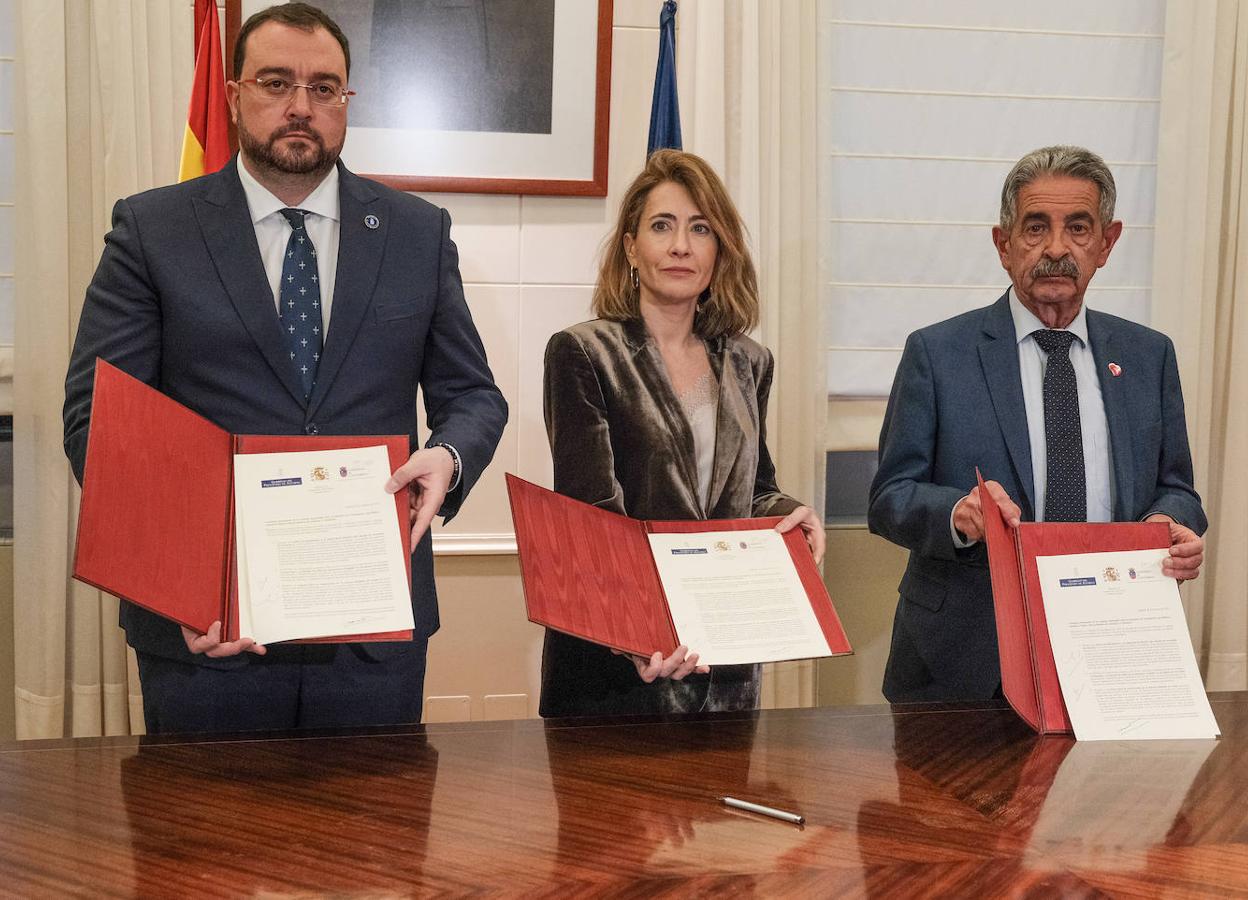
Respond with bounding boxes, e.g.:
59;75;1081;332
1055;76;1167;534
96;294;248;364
1031;256;1080;279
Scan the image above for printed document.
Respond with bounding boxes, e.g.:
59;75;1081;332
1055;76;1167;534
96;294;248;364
646;529;831;665
233;445;413;644
1036;548;1219;741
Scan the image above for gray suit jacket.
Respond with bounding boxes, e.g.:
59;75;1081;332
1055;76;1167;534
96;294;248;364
868;292;1206;702
64;157;507;666
539;318;801;716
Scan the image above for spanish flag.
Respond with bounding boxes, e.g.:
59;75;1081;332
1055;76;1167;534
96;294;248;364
178;0;230;182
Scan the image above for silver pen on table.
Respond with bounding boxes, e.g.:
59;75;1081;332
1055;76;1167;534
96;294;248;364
720;796;805;825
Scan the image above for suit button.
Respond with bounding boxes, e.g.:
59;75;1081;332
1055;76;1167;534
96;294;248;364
305;423;319;435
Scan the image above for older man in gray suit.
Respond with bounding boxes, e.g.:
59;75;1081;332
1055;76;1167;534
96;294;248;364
869;145;1206;703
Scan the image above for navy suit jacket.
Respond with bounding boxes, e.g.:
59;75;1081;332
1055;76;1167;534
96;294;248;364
63;157;507;666
868;292;1206;702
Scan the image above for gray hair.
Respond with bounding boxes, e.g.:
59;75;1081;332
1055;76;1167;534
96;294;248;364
999;145;1117;231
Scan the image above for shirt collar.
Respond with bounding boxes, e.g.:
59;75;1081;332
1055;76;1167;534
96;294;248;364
1008;286;1089;348
236;156;341;225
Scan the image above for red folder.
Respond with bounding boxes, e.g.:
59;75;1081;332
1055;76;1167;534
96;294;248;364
73;360;413;643
505;472;852;660
978;471;1169;734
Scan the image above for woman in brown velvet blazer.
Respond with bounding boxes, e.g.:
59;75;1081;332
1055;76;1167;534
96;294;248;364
540;150;825;718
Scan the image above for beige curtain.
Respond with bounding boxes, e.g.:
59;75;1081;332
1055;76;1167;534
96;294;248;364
13;0;190;738
680;0;824;708
1152;0;1248;691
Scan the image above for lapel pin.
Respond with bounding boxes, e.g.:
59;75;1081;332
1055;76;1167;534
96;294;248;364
1108;362;1122;377
364;214;380;230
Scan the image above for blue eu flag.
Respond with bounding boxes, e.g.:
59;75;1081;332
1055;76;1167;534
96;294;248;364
647;0;682;154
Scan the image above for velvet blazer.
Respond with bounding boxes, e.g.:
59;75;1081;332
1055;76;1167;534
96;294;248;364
539;318;801;717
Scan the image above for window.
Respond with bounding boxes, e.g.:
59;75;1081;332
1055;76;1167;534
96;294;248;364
819;0;1165;399
818;1;1165;521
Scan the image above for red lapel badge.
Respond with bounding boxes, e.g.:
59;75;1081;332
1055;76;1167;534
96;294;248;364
1108;362;1122;377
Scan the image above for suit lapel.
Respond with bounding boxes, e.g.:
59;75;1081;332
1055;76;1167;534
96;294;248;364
1088;311;1134;519
308;167;386;418
193;159;305;407
978;293;1036;517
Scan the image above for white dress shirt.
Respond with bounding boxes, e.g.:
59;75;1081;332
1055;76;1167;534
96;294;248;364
952;289;1116;546
236;157;341;336
1008;288;1114;523
234;156;463;490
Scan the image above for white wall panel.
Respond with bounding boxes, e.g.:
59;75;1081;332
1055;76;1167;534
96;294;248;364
0;135;12;201
824;284;1011;347
819;1;1165;397
0;277;13;344
519;196;611;285
0;206;11;274
828;348;903;398
829;0;1164;35
826;29;1161;97
0;0;13;57
420;285;522;542
418;192;522;286
824;93;1159;162
0;0;11;380
614;0;661;29
0;59;12;131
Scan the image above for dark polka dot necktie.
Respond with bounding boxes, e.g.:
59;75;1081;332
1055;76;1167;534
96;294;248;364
1032;328;1086;522
279;208;323;400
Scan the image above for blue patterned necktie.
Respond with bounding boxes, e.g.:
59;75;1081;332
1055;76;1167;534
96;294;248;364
1032;328;1086;522
279;208;323;400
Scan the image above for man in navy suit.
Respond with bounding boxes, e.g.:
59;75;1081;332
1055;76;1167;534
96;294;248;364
62;3;506;733
869;145;1206;703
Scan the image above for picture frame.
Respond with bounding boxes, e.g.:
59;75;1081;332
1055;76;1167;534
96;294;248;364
226;0;613;196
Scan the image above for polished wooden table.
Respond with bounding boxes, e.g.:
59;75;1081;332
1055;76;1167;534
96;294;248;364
2;695;1246;897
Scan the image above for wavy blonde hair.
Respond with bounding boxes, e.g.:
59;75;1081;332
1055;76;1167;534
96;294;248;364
593;149;758;339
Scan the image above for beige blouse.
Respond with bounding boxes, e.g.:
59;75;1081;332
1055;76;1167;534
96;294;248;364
679;370;718;511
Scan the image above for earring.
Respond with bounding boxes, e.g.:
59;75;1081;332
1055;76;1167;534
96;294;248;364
630;267;639;290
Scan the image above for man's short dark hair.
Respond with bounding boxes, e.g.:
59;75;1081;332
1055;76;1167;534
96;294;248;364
233;2;351;79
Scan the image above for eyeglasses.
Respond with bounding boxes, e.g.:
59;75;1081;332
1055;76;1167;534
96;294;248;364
238;77;355;107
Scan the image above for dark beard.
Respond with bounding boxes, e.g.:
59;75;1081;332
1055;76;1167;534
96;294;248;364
238;117;340;179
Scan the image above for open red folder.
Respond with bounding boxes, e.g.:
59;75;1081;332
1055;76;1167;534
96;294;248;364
73;360;413;643
505;473;852;662
978;471;1170;734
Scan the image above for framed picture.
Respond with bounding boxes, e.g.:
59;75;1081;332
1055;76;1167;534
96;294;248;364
226;0;613;196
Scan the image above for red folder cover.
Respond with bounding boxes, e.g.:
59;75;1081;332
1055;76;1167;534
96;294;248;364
74;360;413;643
505;473;852;661
978;471;1169;734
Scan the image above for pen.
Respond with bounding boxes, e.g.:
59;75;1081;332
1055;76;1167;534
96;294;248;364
720;796;805;825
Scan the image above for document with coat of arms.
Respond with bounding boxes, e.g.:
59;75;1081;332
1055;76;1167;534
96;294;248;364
1035;548;1219;741
506;474;853;665
233;446;415;645
646;530;835;665
73;359;415;646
